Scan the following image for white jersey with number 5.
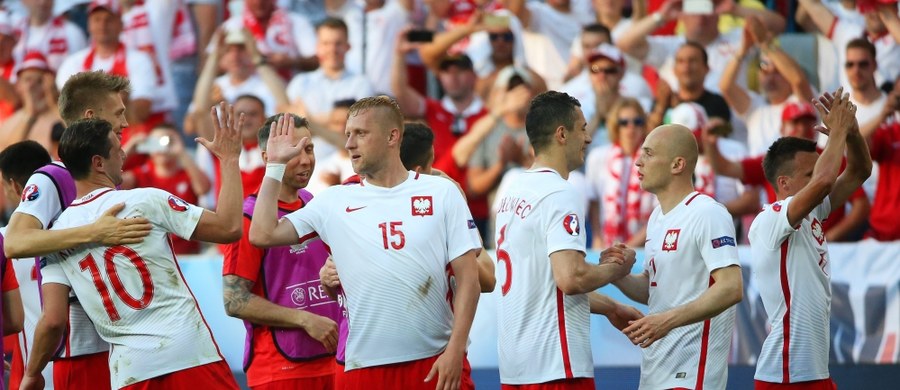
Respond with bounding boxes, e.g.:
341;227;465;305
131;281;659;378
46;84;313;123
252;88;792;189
41;188;224;389
642;192;740;390
749;196;832;383
493;168;592;384
284;172;481;370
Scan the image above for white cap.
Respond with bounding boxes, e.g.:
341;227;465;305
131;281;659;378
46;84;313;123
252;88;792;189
667;102;709;132
493;65;533;90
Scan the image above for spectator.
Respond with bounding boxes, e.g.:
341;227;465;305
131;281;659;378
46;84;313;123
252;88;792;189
720;16;816;155
649;42;732;131
798;0;900;93
336;0;413;94
122;123;210;254
866;84;900;241
221;0;317;78
504;0;595;63
585;97;657;249
0;52;61;152
13;0;86;73
55;0;161;169
564;0;647;80
616;0;785;94
309;99;356;193
188;0;219;70
843;38;889;138
704;101;870;242
286;17;373;125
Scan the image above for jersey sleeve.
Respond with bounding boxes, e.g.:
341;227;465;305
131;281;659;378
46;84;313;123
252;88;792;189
750;197;799;249
13;171;63;229
137;188;204;240
284;194;326;243
812;195;833;222
2;258;19;292
222;217;265;282
443;182;481;263
543;187;587;257
39;255;71;287
696;203;740;272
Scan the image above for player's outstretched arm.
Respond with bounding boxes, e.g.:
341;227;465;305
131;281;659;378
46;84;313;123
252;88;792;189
612;271;651;305
588;292;644;331
249;115;311;248
828;109;872;214
786;89;853;227
426;250;480;390
21;284;70;390
223;275;338;351
623;265;742;348
4;203;152;258
192;102;245;244
550;244;634;295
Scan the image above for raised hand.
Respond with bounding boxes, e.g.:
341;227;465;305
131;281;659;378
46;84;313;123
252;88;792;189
265;114;309;164
817;88;857;138
93;203;152;246
198;101;244;161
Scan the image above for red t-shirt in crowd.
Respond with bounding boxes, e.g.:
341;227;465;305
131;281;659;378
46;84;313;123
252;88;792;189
869;122;900;240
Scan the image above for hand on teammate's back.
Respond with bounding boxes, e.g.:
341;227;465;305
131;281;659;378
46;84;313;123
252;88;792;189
94;203;152;246
425;348;464;390
319;257;341;289
198;101;245;162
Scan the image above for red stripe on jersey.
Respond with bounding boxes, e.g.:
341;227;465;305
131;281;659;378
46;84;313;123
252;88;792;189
168;237;225;360
414;171;420;180
64;314;71;357
780;240;792;383
879;333;897;363
70;189;115;207
298;232;319;245
694;276;714;390
685;192;702;205
555;288;573;379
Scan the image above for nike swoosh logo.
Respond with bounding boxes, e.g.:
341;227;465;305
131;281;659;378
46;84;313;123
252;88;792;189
345;206;367;213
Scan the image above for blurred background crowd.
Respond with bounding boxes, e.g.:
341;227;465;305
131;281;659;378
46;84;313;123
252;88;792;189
1;0;899;254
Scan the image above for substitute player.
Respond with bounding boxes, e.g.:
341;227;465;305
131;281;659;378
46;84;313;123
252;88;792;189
613;124;744;389
25;105;245;390
492;91;641;389
750;90;870;389
250;97;481;390
0;141;52;389
223;113;340;390
11;71;152;390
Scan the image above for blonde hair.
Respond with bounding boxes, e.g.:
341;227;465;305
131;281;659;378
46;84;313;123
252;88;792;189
348;95;405;135
605;97;646;145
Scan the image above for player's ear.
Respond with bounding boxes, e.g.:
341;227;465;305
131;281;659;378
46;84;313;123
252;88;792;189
92;154;105;173
671;156;685;174
83;108;96;119
261;150;268;164
555;125;566;145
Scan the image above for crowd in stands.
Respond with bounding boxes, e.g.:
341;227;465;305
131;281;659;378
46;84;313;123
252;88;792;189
1;0;900;254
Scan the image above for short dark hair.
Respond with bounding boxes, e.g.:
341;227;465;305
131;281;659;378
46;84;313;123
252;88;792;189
583;23;611;42
317;17;348;35
235;94;266;111
59;119;114;180
680;41;709;67
0;141;52;187
58;71;131;126
258;113;309;151
762;137;818;188
400;122;435;170
525;91;581;153
846;38;877;61
334;99;357;109
51;122;66;143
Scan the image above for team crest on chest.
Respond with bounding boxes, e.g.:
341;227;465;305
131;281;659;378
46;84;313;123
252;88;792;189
811;218;825;246
662;229;680;252
563;214;580;236
411;196;433;216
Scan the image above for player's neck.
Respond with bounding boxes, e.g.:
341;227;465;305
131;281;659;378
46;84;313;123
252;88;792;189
363;159;409;188
656;180;695;214
278;184;300;203
531;154;569;180
75;175;116;198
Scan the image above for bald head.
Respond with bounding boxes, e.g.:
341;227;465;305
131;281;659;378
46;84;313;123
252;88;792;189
648;124;699;174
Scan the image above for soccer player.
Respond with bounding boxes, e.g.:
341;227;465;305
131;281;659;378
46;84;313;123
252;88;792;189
493;91;641;389
10;71;152;390
223;112;341;390
23;106;245;390
613;124;744;389
249;96;482;390
0;140;50;389
750;90;870;389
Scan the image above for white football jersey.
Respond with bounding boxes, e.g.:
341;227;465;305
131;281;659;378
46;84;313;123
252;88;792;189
1;227;53;388
642;192;740;390
285;172;481;370
749;196;832;383
12;162;109;358
42;188;223;389
493;168;592;384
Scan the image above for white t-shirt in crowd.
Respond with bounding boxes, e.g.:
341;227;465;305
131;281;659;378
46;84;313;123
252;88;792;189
338;0;409;94
214;73;279;116
286;68;374;117
12;16;86;72
524;0;594;62
55;47;159;109
645;28;747;95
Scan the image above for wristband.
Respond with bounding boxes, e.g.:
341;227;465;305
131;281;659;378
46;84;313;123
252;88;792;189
265;163;286;182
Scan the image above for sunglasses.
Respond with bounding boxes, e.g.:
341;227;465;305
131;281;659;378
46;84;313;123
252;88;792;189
845;60;871;69
489;32;514;42
590;64;618;75
617;117;646;127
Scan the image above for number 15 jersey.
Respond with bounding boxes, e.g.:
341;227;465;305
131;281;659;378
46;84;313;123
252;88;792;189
42;188;224;389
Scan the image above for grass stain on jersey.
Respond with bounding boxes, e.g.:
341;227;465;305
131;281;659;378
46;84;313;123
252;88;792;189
418;276;434;297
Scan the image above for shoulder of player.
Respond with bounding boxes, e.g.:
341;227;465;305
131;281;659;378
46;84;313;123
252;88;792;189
686;193;732;217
